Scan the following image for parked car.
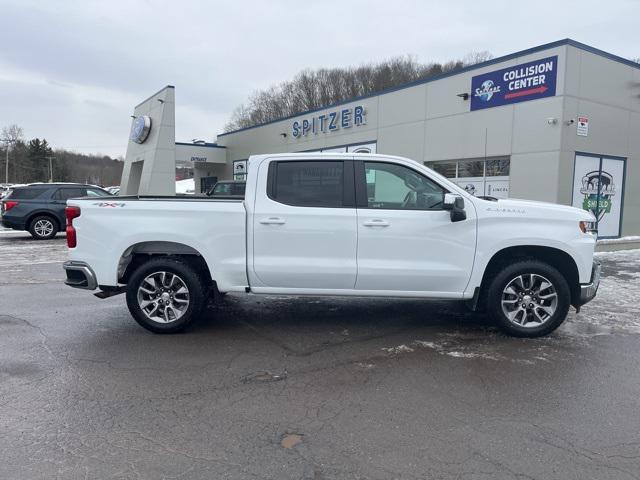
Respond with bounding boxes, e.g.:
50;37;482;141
63;153;600;337
0;183;23;200
176;178;195;195
207;180;246;198
1;183;111;239
105;186;120;195
0;185;11;200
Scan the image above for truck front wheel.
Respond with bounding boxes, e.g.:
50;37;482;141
486;260;571;337
125;257;207;333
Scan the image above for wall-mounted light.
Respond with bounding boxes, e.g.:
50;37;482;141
457;93;469;100
564;119;575;126
280;132;287;138
157;99;164;104
547;117;558;125
130;115;136;119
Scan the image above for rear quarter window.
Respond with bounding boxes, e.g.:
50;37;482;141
86;188;109;197
7;188;45;200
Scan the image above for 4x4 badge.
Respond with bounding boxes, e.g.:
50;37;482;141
93;202;125;208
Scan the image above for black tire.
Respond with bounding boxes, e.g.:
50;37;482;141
486;260;571;338
125;257;208;334
29;215;58;240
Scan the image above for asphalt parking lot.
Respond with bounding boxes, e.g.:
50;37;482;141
1;230;640;480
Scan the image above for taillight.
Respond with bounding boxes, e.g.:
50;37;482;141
65;206;81;248
2;200;18;213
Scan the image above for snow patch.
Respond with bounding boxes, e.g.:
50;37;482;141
381;344;414;355
445;351;482;359
597;236;640;245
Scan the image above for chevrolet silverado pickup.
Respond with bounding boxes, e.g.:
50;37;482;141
63;153;600;337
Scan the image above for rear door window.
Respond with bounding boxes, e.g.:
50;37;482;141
268;161;345;208
53;188;87;201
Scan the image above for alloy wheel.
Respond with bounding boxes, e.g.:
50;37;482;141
34;219;54;237
501;273;558;328
136;271;190;324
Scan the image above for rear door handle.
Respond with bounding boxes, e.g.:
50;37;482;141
259;217;286;225
363;219;389;227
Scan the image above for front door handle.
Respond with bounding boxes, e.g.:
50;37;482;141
259;217;286;225
363;219;389;227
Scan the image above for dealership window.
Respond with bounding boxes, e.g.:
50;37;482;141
425;156;510;199
270;161;344;208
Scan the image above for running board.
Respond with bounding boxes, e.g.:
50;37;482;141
94;287;125;299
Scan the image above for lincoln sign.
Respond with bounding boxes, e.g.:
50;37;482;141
470;56;558;111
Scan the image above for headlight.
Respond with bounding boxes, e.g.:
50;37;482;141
579;221;588;234
579;221;597;234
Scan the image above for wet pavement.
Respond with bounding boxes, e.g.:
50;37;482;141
1;231;640;479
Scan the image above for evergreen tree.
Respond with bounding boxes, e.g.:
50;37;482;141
27;138;53;182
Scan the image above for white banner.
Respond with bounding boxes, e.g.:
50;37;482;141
572;154;625;238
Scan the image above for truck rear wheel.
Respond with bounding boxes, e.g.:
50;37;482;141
486;260;570;337
125;257;207;333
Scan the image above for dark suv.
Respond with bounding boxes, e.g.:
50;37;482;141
207;180;246;198
1;183;111;239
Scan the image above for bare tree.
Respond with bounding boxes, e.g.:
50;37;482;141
1;124;24;144
462;51;494;66
225;52;493;131
1;124;25;183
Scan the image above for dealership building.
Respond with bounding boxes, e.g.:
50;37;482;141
133;39;640;238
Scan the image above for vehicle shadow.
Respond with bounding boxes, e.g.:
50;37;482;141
192;293;495;353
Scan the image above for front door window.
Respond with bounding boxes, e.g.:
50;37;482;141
364;162;445;210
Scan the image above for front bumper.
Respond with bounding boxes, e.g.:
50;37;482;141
63;261;97;290
577;261;601;306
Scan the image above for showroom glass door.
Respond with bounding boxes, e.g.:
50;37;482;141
572;153;626;238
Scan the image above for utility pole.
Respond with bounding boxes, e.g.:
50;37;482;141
4;144;8;184
47;156;55;182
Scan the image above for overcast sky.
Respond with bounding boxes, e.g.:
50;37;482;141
0;0;638;158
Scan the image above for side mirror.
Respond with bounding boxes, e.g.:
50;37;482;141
443;193;466;222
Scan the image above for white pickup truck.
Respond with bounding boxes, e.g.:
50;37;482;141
63;153;600;337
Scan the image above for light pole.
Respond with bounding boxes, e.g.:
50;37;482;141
4;143;8;184
46;156;55;182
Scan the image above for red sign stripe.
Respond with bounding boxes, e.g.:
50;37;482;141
504;85;548;100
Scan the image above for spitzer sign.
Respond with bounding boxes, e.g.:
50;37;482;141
470;56;557;111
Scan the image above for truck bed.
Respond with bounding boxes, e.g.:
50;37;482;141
67;196;248;290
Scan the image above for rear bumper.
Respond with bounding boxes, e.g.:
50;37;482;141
1;217;24;230
576;261;601;306
63;261;98;290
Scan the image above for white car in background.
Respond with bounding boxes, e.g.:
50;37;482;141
176;178;195;195
0;184;22;199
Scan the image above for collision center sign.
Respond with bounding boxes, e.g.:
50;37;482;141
470;56;557;111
